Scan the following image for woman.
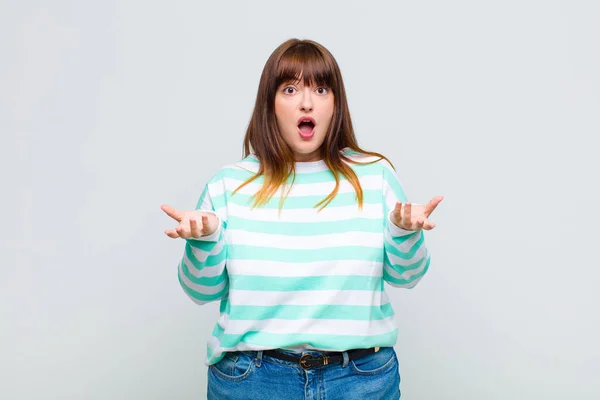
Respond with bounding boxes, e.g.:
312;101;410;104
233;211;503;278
162;38;443;399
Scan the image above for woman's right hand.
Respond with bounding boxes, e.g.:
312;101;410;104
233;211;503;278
161;204;219;239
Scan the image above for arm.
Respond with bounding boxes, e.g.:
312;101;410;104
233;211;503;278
382;163;431;289
178;183;229;305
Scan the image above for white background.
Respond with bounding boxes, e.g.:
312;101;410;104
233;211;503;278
2;0;599;398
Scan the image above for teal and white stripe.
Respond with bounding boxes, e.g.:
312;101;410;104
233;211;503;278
176;149;431;365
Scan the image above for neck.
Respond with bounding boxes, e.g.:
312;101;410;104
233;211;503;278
293;151;322;162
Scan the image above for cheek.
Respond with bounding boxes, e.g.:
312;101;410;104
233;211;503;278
323;98;334;120
275;102;293;125
274;98;282;122
320;103;335;128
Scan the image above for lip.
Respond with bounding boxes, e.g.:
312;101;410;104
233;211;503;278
297;116;316;139
297;126;315;139
297;116;316;126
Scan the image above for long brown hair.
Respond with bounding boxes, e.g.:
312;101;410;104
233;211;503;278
234;38;393;211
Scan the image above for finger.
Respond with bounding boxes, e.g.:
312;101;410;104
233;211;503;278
161;204;183;222
164;229;179;238
423;219;436;230
175;224;190;239
415;218;425;231
189;217;202;238
424;196;444;217
403;202;412;229
201;215;210;235
392;202;403;225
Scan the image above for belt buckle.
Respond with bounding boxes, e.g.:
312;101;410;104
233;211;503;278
300;353;313;370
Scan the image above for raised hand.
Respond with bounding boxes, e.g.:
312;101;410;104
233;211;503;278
161;204;219;239
390;196;444;232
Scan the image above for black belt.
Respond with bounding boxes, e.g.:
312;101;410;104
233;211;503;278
263;347;381;370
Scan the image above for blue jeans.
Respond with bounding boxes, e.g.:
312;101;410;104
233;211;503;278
207;347;401;399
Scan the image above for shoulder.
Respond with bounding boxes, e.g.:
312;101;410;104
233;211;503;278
342;148;396;175
205;154;260;185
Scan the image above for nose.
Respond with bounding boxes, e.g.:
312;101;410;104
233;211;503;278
299;87;313;112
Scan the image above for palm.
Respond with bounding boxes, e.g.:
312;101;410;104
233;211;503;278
390;196;444;231
161;204;219;239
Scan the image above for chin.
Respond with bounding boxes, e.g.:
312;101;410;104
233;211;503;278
294;143;322;154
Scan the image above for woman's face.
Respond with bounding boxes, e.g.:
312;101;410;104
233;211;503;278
274;76;334;162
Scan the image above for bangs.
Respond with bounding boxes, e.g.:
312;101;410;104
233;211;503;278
276;43;335;89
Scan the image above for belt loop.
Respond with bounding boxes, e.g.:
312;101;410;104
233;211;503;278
342;350;349;368
255;350;263;367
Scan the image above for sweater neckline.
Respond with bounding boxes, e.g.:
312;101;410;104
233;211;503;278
247;147;353;173
293;158;327;172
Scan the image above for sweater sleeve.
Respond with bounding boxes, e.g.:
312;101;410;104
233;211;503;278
177;180;229;305
381;162;431;289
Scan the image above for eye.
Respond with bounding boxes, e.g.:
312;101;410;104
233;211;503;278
283;86;296;94
316;87;329;95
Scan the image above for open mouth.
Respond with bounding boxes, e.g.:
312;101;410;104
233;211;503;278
298;120;315;138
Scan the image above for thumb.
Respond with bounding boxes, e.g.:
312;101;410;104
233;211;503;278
161;204;183;222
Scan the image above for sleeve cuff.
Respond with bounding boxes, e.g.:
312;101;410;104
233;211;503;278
188;210;222;242
388;211;418;237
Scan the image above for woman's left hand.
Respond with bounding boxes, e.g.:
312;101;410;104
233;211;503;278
390;196;444;231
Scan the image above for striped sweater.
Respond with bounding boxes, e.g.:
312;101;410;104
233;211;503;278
178;148;431;366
